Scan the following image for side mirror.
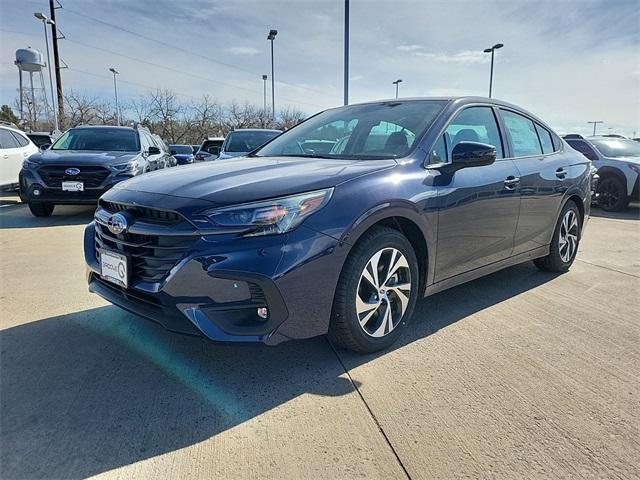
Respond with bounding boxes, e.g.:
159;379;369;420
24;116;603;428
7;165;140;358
450;141;496;170
40;143;51;150
147;146;161;155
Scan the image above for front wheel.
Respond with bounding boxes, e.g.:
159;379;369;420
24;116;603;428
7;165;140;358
329;227;419;353
597;176;628;212
28;202;54;217
534;200;581;272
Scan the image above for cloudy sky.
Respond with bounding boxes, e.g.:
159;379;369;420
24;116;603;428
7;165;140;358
1;0;638;136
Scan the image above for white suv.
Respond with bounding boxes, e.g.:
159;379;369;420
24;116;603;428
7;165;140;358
564;135;640;211
0;124;39;189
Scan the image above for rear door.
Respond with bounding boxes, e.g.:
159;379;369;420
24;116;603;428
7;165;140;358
0;128;24;186
499;109;567;255
433;105;521;281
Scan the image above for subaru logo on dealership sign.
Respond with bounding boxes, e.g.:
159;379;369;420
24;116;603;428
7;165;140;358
107;213;128;235
65;168;81;175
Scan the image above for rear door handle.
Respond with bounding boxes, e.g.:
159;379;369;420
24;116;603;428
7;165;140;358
504;176;520;190
556;167;567;179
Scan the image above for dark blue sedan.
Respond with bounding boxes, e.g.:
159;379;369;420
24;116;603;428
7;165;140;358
85;97;591;352
168;144;195;165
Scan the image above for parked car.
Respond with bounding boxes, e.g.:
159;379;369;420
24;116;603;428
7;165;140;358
151;134;175;168
26;131;58;150
0;124;39;189
191;145;200;154
169;144;195;165
564;135;639;211
195;137;224;162
218;128;282;159
85;97;591;353
19;124;170;217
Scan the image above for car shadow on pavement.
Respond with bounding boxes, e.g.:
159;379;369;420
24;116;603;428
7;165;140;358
0;203;95;229
0;263;559;479
590;202;639;220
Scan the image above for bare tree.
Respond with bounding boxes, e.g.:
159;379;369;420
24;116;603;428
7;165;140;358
64;90;101;127
276;106;306;130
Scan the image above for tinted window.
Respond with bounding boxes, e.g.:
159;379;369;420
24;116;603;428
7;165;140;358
170;145;192;154
224;130;281;153
27;134;50;148
444;106;504;160
52;128;140;152
256;100;447;159
535;124;554;154
566;140;598;161
0;128;19;149
10;131;30;147
501;110;543;157
589;138;640;158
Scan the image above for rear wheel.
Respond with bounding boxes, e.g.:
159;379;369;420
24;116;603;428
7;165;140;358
534;200;580;272
329;227;419;353
28;202;54;217
597;176;628;211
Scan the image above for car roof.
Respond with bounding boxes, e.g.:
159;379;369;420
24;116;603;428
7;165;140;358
229;128;282;133
73;125;136;130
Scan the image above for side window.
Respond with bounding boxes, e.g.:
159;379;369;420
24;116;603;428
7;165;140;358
444;106;504;161
535;124;554;154
501;110;543;157
566;140;598;161
139;132;151;152
430;134;448;164
10;131;30;147
0;129;19;149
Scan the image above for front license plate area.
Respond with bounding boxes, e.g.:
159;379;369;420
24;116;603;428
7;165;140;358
62;181;84;192
100;249;129;288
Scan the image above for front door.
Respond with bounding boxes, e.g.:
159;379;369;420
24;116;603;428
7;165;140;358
432;106;521;281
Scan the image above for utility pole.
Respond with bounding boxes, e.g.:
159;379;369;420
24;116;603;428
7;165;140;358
267;29;277;125
109;68;120;125
483;43;503;98
392;79;403;99
344;0;349;106
587;120;603;136
49;0;63;128
262;74;268;113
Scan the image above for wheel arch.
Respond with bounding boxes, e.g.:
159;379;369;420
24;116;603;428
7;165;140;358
597;166;628;191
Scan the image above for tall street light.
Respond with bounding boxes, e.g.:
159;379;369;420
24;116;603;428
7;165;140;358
344;0;349;105
34;12;59;132
587;120;604;136
262;74;268;113
392;79;403;99
483;43;503;98
267;29;277;124
109;67;120;126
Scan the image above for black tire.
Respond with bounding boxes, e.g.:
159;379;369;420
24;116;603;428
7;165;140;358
597;176;628;212
534;200;581;272
328;227;420;353
28;202;54;217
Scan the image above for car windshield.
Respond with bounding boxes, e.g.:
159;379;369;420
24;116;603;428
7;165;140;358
170;145;192;154
224;131;280;153
255;100;447;159
51;128;139;152
589;138;640;158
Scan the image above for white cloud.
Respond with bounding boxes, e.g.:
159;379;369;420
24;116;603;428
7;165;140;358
225;46;260;56
396;44;423;52
413;50;489;64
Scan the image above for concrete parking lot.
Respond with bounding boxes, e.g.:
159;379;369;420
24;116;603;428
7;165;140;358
1;195;638;479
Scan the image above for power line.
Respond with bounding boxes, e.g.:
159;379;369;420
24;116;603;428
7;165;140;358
62;7;342;100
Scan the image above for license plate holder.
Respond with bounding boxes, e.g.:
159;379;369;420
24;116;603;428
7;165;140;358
62;181;84;192
100;249;129;288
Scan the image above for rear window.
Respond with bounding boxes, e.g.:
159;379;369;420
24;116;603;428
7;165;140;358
224;131;280;153
501;110;543;157
566;140;598;161
170;145;192;154
52;128;140;152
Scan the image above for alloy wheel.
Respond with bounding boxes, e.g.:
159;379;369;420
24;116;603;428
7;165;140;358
599;180;621;209
355;248;412;337
559;209;579;263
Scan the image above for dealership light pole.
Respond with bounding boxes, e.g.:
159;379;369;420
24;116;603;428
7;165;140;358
392;79;403;99
267;29;277;124
109;67;120;126
588;120;603;136
262;74;268;113
34;12;59;132
344;0;349;105
483;43;503;98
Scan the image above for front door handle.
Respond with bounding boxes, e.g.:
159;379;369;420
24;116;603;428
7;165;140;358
504;176;520;190
556;168;567;179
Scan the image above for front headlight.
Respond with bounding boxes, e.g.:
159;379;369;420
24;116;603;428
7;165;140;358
204;188;333;236
112;161;140;175
22;159;40;169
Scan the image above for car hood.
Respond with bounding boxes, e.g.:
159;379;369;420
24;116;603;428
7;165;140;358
173;154;193;159
217;151;246;159
115;156;397;205
30;150;139;165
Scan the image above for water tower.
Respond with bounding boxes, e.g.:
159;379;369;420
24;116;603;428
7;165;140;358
15;47;52;130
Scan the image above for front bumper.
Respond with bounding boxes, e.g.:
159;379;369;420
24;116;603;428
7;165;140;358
85;220;347;345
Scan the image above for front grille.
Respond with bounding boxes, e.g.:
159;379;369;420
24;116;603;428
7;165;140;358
100;200;181;224
38;165;110;188
95;222;198;283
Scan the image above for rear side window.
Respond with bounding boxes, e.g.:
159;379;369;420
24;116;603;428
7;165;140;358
0;128;19;149
566;139;598;161
535;124;554;154
10;131;30;147
501;110;543;157
443;106;504;160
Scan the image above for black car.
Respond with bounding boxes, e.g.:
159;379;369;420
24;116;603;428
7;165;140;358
85;97;591;353
20;125;172;217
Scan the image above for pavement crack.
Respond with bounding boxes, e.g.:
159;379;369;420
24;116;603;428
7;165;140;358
327;338;412;480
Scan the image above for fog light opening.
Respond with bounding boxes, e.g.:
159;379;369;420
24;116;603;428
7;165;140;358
33;188;41;196
257;307;269;320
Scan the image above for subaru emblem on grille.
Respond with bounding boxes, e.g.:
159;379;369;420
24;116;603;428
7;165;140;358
65;167;81;175
107;213;128;235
